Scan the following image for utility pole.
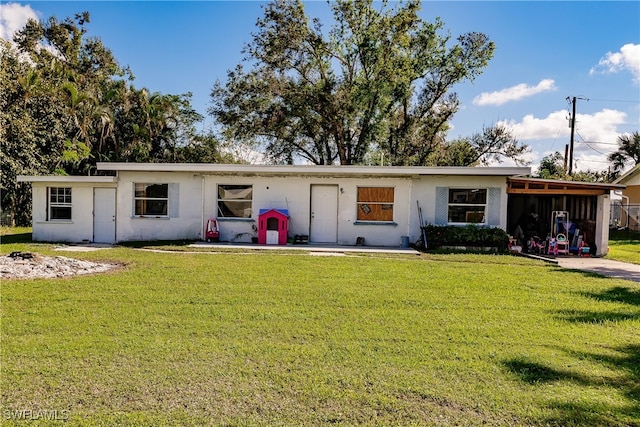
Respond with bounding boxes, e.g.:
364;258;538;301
567;96;588;175
568;96;577;175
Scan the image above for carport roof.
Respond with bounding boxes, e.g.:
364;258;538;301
507;177;625;195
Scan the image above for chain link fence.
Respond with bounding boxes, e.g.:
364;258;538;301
610;201;640;232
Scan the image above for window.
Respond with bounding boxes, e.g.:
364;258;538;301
217;185;252;218
357;187;394;222
48;187;72;220
448;189;486;224
134;183;168;216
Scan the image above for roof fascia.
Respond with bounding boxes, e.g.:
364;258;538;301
17;176;117;183
96;162;530;177
507;177;625;191
613;165;640;184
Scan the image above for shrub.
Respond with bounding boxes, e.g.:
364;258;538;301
423;224;510;252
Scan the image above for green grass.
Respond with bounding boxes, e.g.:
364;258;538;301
607;229;640;265
1;231;639;425
0;226;32;244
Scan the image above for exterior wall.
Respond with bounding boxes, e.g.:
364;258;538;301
616;167;639;209
30;181;116;243
625;185;640;205
115;171;203;242
621;169;640;186
203;175;413;246
412;175;510;242
110;172;512;246
27;171;513;247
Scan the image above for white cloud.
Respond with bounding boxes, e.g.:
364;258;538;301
0;3;38;42
590;43;640;83
498;108;626;143
498;109;628;172
473;79;556;106
498;110;568;140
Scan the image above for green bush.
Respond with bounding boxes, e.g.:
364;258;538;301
423;224;510;252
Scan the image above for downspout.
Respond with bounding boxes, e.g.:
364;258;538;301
114;170;119;243
201;175;205;241
620;194;630;229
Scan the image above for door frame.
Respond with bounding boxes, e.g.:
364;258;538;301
93;187;116;243
309;184;339;243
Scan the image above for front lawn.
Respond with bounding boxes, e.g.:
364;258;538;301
607;228;640;265
1;239;639;425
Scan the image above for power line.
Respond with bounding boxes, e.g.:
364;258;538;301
580;140;619;146
587;98;640;104
576;131;608;155
577;158;611;164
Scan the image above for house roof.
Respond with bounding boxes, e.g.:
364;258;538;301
613;165;640;185
97;162;530;177
17;175;117;183
507;177;625;195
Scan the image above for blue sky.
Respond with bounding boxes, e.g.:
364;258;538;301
2;1;639;172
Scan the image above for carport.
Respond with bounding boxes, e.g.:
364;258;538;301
506;177;625;256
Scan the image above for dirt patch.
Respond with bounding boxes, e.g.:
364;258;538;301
1;252;118;279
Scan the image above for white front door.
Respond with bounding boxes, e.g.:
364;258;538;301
93;188;116;243
310;184;338;243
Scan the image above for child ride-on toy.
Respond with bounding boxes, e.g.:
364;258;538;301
205;218;219;242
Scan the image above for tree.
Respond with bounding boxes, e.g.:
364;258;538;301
608;131;640;177
535;151;609;183
0;39;67;225
1;12;212;225
432;124;528;166
210;0;504;166
535;152;566;179
174;132;238;164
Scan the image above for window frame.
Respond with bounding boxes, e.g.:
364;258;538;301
356;186;395;223
217;184;253;219
134;183;169;217
47;187;72;221
447;188;487;225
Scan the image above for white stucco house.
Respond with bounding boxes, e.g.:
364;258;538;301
19;163;536;248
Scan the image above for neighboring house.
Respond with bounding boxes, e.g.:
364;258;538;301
19;163;527;246
16;163;620;255
613;165;640;231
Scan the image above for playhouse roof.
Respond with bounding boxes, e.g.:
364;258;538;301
259;209;289;217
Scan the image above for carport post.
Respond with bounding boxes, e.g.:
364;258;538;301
595;193;610;256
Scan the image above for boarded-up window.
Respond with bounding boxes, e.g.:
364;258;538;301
357;187;394;222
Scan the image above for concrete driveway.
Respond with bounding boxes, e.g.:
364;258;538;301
556;257;640;283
